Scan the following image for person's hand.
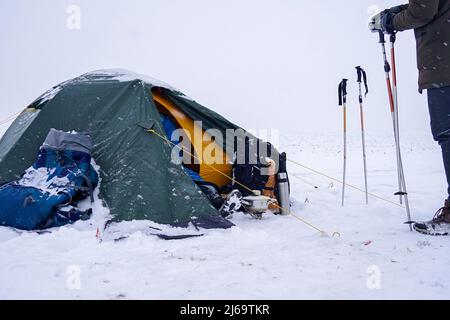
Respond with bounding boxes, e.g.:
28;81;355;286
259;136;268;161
369;10;382;32
368;5;406;34
369;10;388;33
380;10;396;34
368;10;394;34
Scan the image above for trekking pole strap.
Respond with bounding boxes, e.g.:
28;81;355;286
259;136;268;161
378;31;385;44
390;32;397;44
380;40;391;73
338;79;348;106
356;66;369;100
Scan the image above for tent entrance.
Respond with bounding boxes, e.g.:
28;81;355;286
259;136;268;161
152;90;232;188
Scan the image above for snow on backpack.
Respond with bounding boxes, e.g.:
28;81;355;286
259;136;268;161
0;129;99;230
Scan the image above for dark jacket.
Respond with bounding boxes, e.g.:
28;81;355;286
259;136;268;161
393;0;450;91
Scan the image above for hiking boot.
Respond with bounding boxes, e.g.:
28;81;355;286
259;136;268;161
219;190;243;219
413;200;450;236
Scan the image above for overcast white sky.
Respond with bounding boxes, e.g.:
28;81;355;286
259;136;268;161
0;0;431;137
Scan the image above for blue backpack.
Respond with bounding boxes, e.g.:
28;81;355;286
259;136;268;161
0;129;99;230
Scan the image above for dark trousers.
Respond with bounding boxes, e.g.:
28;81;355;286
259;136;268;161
427;86;450;198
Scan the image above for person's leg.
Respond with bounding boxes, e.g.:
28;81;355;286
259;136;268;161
411;87;450;235
427;86;450;199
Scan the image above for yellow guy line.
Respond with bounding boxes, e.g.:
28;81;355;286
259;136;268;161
147;129;333;236
0;111;21;126
287;158;404;208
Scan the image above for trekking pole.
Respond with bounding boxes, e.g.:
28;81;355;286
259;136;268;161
338;79;348;207
390;33;404;203
389;33;413;229
356;66;369;205
377;31;413;230
389;33;403;205
378;31;402;199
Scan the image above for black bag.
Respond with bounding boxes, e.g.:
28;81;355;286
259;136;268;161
233;163;269;196
232;139;273;196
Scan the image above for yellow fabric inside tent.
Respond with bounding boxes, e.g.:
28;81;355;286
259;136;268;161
152;91;232;187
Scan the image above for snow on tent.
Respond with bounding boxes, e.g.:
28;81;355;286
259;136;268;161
0;69;285;230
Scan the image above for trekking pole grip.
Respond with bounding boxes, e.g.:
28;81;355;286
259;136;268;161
356;66;369;98
338;79;348;106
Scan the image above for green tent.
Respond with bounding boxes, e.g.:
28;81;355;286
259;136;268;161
0;69;278;225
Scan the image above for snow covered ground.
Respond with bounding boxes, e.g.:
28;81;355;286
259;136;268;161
0;130;449;300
